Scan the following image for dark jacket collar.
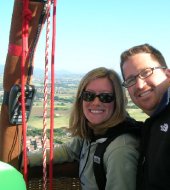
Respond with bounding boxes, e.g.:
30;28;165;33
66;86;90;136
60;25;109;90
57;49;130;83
153;87;170;117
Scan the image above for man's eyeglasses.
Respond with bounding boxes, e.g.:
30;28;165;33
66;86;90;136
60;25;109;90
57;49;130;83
81;91;114;103
122;66;167;88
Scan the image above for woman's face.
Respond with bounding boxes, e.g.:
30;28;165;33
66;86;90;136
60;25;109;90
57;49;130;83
82;77;114;125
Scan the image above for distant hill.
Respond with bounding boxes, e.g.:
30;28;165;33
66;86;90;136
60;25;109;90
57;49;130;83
33;67;84;79
0;64;84;79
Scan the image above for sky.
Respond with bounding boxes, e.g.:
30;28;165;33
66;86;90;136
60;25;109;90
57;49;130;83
0;0;170;74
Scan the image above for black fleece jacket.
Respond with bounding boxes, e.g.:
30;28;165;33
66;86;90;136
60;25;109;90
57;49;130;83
137;88;170;190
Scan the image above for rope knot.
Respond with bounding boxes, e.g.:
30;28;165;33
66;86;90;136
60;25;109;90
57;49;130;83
23;8;32;22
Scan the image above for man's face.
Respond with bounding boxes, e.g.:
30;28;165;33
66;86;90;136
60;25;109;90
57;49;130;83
122;53;169;116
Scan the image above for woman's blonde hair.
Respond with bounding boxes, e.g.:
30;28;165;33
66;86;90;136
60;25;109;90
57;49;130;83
69;67;128;139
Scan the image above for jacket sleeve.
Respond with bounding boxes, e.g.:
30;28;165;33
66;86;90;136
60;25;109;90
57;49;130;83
104;135;139;190
28;137;83;167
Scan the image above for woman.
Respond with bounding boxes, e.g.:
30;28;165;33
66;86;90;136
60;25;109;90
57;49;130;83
28;67;142;190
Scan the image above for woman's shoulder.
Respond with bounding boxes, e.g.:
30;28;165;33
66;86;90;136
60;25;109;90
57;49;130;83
106;133;140;154
103;134;139;168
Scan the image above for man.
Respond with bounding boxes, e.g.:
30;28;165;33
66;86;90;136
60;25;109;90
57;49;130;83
120;43;170;190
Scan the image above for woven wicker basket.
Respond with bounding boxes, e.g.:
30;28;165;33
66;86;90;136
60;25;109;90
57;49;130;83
28;177;81;190
28;162;81;190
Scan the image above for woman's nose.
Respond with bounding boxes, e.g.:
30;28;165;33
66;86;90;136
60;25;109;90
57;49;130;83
92;96;101;104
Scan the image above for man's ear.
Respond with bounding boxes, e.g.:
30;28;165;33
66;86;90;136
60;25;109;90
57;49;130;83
165;68;170;78
165;69;170;85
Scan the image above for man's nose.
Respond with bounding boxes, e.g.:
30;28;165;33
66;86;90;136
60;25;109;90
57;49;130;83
135;77;146;89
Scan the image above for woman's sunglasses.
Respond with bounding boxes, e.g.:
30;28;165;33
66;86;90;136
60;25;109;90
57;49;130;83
81;91;114;103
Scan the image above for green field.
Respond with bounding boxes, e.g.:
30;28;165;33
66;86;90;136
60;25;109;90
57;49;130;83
28;115;70;129
127;108;148;121
28;105;71;129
